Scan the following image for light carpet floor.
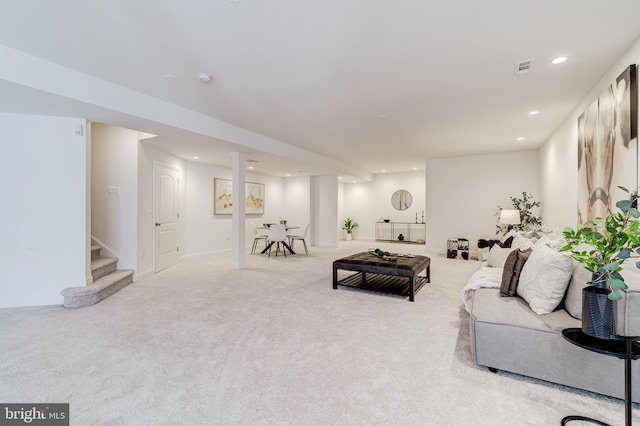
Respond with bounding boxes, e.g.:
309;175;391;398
1;240;638;425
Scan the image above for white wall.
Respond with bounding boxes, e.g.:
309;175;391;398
540;36;640;233
91;123;138;272
185;161;285;256
342;171;426;241
284;176;311;235
0;113;89;308
426;151;539;256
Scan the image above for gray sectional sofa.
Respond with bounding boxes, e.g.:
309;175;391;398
465;235;640;402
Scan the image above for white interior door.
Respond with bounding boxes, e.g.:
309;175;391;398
154;163;179;273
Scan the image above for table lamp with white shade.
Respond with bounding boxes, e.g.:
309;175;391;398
499;209;521;231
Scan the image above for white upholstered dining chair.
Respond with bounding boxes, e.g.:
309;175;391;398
267;224;288;258
250;222;268;254
288;223;309;255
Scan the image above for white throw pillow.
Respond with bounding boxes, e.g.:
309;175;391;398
517;241;573;314
486;245;513;268
511;234;536;251
538;234;568;251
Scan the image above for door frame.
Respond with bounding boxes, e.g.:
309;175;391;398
152;161;180;273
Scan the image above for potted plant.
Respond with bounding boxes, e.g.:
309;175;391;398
560;187;640;339
342;218;359;241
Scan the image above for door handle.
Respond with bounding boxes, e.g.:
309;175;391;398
155;222;161;227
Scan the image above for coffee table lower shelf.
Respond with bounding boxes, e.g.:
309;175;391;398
335;272;428;299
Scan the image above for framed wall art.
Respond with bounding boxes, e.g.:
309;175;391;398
577;64;637;224
214;178;265;215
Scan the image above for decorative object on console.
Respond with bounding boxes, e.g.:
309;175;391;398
561;186;640;339
398;233;404;241
342;217;359;241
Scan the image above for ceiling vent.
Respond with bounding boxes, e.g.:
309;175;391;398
514;59;533;76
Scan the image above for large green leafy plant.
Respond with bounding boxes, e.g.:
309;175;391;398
560;187;640;301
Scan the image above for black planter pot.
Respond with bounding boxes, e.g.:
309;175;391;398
582;273;616;339
398;234;404;241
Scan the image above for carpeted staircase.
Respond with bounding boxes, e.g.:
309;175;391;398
60;245;134;308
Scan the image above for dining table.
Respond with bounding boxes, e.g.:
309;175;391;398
259;224;299;255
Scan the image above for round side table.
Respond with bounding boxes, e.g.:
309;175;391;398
561;328;640;426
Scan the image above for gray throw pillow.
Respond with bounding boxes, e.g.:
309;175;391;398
500;249;532;297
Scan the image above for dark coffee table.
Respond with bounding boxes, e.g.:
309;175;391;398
332;252;430;301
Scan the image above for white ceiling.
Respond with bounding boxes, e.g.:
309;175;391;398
1;0;640;179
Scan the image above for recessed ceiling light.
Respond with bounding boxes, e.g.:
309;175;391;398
338;176;342;179
192;156;199;159
286;174;291;177
378;114;388;120
248;166;254;170
381;169;386;173
412;167;417;170
552;56;567;65
164;74;178;82
528;110;539;116
517;137;525;141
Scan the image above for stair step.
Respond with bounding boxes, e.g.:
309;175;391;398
91;257;117;281
61;270;134;308
91;245;102;260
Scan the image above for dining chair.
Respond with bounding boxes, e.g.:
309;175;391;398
250;222;268;254
267;224;288;258
288;223;309;255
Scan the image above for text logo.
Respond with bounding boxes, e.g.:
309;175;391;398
0;404;68;426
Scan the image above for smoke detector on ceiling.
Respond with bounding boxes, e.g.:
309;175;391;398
514;59;533;76
197;73;212;83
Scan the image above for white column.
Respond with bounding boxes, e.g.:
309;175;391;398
311;175;339;248
231;152;247;269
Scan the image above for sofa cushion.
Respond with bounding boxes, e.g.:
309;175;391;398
517;242;573;315
500;248;532;297
565;262;592;319
487;245;513;268
470;287;579;332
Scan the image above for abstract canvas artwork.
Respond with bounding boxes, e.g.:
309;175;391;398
214;178;264;215
577;64;637;223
